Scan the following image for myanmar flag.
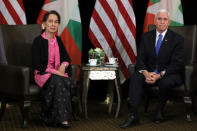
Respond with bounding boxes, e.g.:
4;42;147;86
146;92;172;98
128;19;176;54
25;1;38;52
37;0;82;65
144;0;184;32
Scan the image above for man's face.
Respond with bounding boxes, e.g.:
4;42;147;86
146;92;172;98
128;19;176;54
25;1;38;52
155;12;170;33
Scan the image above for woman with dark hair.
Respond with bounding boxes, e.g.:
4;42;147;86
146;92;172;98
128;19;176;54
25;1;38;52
32;10;73;129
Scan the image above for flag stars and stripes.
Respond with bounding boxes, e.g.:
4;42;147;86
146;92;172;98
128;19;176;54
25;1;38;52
89;0;136;83
0;0;26;25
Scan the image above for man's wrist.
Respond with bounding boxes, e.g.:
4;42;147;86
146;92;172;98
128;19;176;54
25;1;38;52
159;71;166;78
142;70;148;75
139;70;146;73
159;73;162;79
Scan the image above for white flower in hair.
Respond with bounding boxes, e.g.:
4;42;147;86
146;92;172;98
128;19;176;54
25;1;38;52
42;23;45;30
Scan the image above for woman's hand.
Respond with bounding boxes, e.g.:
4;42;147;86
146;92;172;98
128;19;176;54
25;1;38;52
55;63;68;77
55;63;69;77
58;63;67;74
54;70;65;77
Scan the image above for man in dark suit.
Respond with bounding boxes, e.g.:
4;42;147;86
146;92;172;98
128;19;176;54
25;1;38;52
120;9;184;129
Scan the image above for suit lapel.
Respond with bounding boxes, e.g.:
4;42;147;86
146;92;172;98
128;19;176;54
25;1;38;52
150;30;157;57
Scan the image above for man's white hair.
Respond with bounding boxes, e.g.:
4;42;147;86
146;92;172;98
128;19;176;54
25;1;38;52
155;9;170;21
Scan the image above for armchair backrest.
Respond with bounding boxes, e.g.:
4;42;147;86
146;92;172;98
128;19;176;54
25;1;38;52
148;25;197;65
0;24;41;66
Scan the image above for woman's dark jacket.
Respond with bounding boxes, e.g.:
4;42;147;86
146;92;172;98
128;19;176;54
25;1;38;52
31;35;71;82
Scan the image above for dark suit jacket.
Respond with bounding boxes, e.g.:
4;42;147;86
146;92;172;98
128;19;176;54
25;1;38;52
136;29;184;84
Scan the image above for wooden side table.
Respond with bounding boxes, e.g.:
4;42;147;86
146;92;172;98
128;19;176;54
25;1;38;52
81;65;121;119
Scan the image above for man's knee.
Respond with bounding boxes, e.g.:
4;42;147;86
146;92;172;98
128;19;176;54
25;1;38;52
158;78;174;89
128;72;144;96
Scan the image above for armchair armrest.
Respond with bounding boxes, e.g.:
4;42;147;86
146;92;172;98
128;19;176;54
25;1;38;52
184;65;194;93
128;64;136;75
70;64;81;83
0;65;30;99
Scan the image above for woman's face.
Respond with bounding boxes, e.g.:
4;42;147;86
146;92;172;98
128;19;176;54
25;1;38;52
44;14;59;34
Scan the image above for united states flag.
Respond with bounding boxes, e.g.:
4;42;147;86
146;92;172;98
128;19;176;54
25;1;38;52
88;0;137;83
0;0;26;25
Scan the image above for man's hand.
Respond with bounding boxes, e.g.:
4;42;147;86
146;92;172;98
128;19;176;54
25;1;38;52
152;73;161;81
143;70;154;84
143;71;160;84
